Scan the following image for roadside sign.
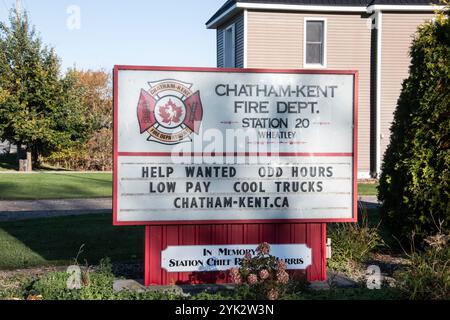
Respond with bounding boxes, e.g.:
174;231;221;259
113;66;357;225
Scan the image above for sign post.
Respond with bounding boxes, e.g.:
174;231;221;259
113;66;358;285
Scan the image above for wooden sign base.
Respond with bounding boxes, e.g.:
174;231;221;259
144;223;327;286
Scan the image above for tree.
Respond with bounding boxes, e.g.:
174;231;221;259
69;69;112;131
41;69;113;171
0;9;93;171
378;5;450;243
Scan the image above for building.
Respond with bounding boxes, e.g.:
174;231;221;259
206;0;442;179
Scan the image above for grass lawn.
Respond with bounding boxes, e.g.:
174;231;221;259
358;182;378;196
0;172;112;200
0;213;143;270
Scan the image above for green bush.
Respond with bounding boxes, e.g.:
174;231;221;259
0;274;33;300
42;128;112;171
378;7;450;243
27;259;184;300
0;257;403;301
17;256;308;301
394;233;450;300
327;208;384;274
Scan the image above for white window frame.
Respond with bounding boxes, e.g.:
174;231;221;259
303;17;327;69
223;23;236;68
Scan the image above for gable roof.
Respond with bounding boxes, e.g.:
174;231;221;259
206;0;442;28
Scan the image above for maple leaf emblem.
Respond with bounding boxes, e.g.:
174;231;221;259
158;99;183;125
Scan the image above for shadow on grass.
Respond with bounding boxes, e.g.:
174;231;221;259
0;213;144;271
0;154;18;171
34;166;76;172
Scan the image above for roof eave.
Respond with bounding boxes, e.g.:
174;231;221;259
206;1;444;29
206;3;239;29
206;2;368;29
367;4;444;13
236;2;367;13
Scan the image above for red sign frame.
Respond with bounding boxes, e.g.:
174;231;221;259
113;65;358;226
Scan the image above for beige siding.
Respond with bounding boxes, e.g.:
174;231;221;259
247;11;372;174
380;13;433;160
247;12;303;68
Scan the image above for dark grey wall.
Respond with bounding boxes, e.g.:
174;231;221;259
217;13;244;68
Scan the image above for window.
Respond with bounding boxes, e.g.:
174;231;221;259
223;24;235;68
304;18;327;68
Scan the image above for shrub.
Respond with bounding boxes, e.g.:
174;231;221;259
228;242;301;300
0;256;405;301
0;274;34;300
26;258;184;300
30;258;115;300
378;6;450;243
327;207;384;275
42;128;112;171
39;69;112;171
394;233;450;300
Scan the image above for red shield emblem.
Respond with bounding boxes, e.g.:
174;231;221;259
137;80;203;144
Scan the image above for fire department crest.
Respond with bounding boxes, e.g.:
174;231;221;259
137;79;203;144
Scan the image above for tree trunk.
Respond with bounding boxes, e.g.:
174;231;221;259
17;142;24;172
19;160;27;172
32;146;39;168
26;150;32;172
16;142;21;160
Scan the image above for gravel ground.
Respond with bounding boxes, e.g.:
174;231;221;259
0;198;111;221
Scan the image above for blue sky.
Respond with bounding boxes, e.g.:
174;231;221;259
0;0;225;72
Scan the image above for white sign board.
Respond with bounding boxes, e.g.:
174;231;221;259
161;244;312;272
113;66;357;225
